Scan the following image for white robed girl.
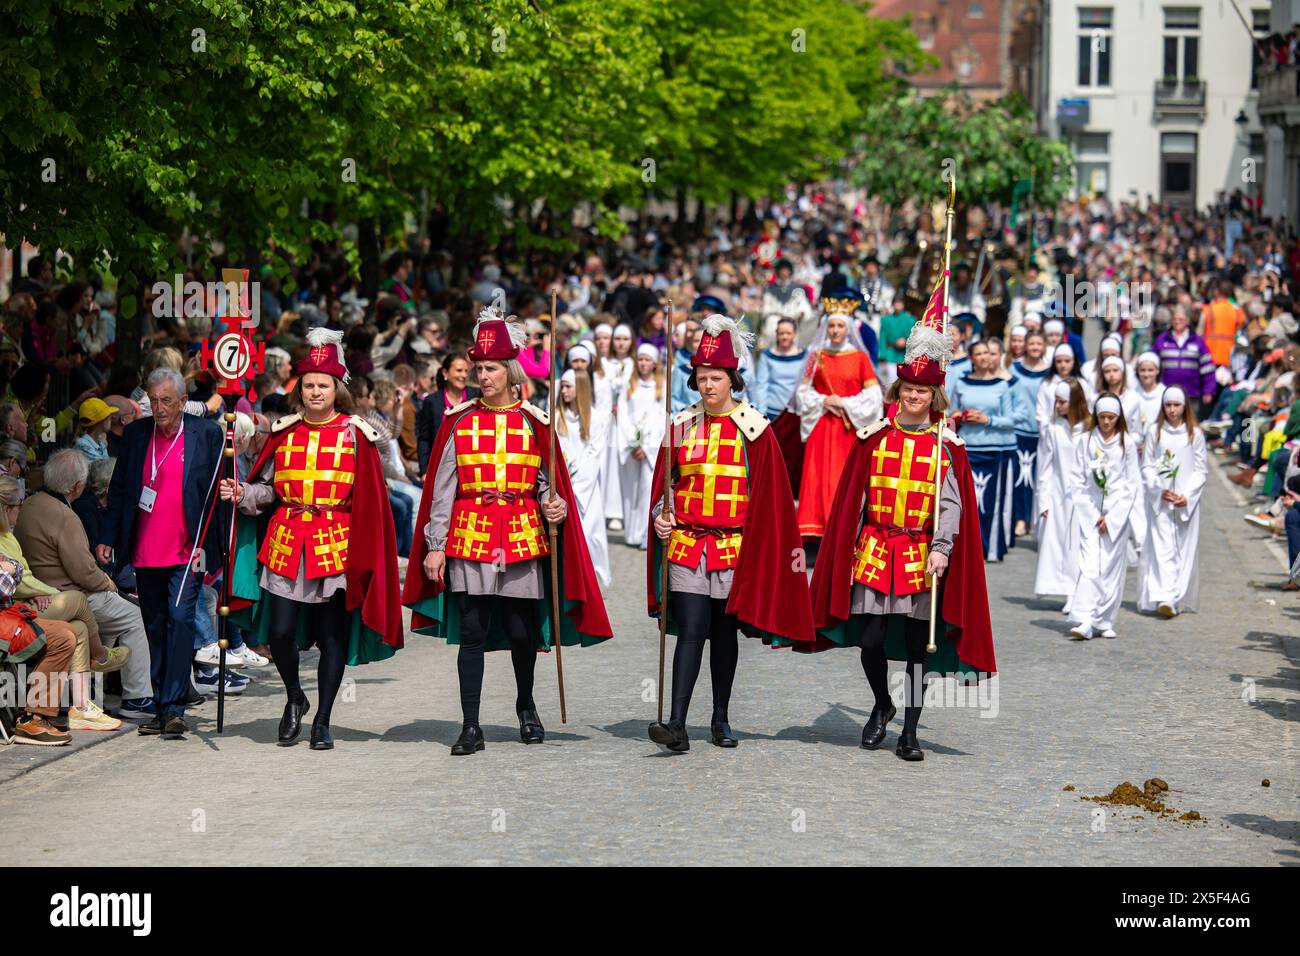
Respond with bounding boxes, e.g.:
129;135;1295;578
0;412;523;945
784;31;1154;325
1033;378;1090;599
556;369;612;588
1131;351;1165;449
617;343;665;549
1095;355;1147;561
603;324;636;527
1067;394;1141;640
1036;344;1092;432
1137;386;1207;618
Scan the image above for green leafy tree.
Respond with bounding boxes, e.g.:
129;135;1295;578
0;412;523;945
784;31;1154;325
851;87;1074;224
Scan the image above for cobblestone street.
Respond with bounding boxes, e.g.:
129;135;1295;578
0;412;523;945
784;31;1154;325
2;454;1295;866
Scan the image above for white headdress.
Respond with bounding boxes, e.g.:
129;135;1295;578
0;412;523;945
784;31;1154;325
472;304;527;352
304;327;349;384
902;321;951;368
699;313;755;367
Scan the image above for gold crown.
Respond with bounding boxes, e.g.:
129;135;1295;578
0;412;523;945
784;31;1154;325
821;297;859;315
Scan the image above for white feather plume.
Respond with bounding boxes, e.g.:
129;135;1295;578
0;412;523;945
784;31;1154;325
903;322;950;369
700;313;754;365
304;326;350;383
473;304;527;351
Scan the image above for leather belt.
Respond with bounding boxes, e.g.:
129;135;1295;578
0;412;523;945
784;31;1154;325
461;490;522;504
286;503;349;519
675;524;742;538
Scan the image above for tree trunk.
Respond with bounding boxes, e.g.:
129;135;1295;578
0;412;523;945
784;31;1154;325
692;196;707;240
674;186;688;243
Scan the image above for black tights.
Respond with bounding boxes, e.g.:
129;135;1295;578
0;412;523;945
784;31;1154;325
858;614;929;735
456;593;538;726
268;590;349;728
669;592;739;725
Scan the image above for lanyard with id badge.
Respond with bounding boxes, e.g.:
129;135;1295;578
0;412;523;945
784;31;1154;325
140;421;184;513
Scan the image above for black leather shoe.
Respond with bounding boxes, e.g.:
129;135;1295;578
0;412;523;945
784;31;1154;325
309;720;334;751
518;708;545;744
895;730;925;761
710;720;737;747
161;716;189;740
648;719;690;752
277;695;311;746
137;717;165;736
186;687;205;708
861;703;897;749
451;724;485;755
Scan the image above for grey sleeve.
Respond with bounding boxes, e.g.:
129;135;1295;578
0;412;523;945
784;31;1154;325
931;464;962;556
534;456;568;522
238;457;278;515
425;440;458;551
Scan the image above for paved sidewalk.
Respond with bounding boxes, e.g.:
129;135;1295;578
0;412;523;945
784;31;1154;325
1;458;1295;865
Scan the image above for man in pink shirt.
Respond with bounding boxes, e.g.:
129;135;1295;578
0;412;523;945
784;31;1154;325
99;368;226;739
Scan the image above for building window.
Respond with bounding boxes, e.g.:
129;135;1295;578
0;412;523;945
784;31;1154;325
969;2;985;17
1162;7;1200;81
1077;8;1113;88
1252;8;1270;90
1076;131;1111;198
915;13;937;50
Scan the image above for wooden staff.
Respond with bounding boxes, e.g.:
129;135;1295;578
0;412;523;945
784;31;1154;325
547;291;567;723
928;174;957;654
812;347;852;431
657;302;675;723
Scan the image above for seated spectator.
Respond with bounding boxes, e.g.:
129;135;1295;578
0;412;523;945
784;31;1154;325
101;395;139;458
2;473;125;671
0;439;27;484
1;554;77;746
14;449;155;721
72;458;114;567
74;397;114;462
0;401;28;445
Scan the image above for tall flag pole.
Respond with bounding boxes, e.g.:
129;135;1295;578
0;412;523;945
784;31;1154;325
928;175;957;654
656;302;675;724
199;268;265;732
547;291;567;724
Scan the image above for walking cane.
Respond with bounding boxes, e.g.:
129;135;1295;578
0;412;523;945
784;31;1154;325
657;303;675;723
547;291;567;723
928;174;957;654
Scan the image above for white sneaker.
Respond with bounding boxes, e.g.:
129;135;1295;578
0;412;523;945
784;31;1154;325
1099;628;1118;638
229;645;270;667
1069;624;1091;640
193;643;247;669
68;701;123;732
1244;513;1274;529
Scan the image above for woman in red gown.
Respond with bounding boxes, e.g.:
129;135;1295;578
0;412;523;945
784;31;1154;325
794;291;883;538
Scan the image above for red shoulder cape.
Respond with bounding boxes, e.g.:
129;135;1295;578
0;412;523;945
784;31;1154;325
402;402;612;642
647;419;815;644
806;421;996;674
246;417;403;648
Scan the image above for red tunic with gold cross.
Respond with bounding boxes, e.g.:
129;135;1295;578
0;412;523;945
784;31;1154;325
852;421;944;597
667;411;748;572
446;400;549;566
259;414;356;580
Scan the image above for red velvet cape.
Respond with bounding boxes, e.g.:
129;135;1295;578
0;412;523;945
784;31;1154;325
403;402;612;644
243;417;404;648
647;421;815;645
805;421;996;676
